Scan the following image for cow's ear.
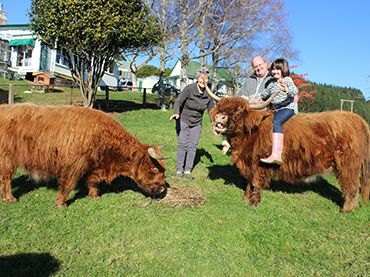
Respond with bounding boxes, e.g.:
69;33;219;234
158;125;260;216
246;110;270;130
209;107;218;120
234;105;247;121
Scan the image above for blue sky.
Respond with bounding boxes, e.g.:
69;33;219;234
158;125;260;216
2;0;370;99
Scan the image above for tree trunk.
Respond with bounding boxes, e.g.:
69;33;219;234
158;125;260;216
180;0;189;90
211;46;220;92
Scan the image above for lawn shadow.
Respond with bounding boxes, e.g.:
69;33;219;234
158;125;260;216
0;253;60;276
207;164;245;190
193;148;214;169
67;176;169;205
270;177;343;207
11;175;59;200
11;174;168;207
94;99;160;113
207;164;344;207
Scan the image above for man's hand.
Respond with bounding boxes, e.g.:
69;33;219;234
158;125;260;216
169;114;179;121
248;98;263;104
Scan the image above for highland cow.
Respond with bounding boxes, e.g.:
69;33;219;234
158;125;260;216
209;96;369;212
0;104;166;208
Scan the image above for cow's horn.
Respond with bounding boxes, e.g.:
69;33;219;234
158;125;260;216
205;86;221;102
159;144;167;150
148;147;167;160
249;92;278;110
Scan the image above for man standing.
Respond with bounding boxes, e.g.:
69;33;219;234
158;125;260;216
237;56;272;104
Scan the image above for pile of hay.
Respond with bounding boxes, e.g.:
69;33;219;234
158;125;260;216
157;185;205;208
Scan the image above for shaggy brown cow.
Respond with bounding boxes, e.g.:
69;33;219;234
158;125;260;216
210;96;370;212
0;104;166;208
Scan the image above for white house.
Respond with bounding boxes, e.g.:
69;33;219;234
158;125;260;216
139;75;159;93
168;60;234;95
0;24;120;86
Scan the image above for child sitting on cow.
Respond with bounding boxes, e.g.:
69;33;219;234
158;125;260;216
260;58;298;165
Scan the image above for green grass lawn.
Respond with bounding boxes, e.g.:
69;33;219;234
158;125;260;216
0;90;369;276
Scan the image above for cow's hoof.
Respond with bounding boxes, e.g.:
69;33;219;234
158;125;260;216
56;203;67;209
88;192;100;198
249;197;261;207
341;201;358;212
4;196;17;203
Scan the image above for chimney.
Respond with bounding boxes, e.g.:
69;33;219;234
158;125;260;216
0;3;7;25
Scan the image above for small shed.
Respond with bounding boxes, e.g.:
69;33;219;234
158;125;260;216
32;72;56;92
33;72;56;85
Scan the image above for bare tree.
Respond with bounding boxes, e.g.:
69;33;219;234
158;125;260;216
123;0;181;88
148;0;182;72
123;48;156;88
189;0;297;92
198;0;213;66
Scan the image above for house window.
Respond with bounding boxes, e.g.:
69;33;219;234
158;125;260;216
119;69;130;80
16;45;33;67
56;48;69;66
0;40;10;64
106;62;115;74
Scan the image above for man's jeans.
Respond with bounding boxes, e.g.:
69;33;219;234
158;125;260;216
176;120;202;173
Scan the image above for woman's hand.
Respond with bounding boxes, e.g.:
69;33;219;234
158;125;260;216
169;114;179;121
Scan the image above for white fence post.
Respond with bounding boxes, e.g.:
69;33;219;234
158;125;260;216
8;84;14;104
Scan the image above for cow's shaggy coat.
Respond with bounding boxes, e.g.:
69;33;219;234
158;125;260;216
0;104;166;207
211;97;370;212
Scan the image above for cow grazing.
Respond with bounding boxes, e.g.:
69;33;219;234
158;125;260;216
0;104;166;208
210;96;370;212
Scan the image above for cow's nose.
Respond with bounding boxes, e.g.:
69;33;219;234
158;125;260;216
153;185;165;194
158;186;165;194
217;114;227;122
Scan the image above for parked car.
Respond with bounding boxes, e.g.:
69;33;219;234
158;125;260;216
152;81;180;109
118;79;132;91
99;80;132;91
152;81;180;97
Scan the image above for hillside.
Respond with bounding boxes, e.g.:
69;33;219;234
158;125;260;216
298;82;370;124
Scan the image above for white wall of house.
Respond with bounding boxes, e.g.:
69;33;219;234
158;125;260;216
169;61;186;88
101;71;120;87
0;24;120;87
9;37;41;75
140;75;159;93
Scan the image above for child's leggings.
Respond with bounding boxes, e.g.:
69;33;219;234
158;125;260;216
272;108;295;133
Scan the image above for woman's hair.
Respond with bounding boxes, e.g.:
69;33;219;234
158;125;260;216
271;58;290;77
196;67;209;79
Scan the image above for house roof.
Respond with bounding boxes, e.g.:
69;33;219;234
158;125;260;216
33;71;56;78
8;38;35;47
0;24;30;31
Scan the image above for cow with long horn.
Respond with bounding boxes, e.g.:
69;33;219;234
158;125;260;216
0;104;167;207
208;90;370;212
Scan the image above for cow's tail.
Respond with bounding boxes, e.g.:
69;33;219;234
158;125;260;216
360;139;370;204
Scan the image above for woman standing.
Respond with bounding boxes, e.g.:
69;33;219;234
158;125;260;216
170;67;215;179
